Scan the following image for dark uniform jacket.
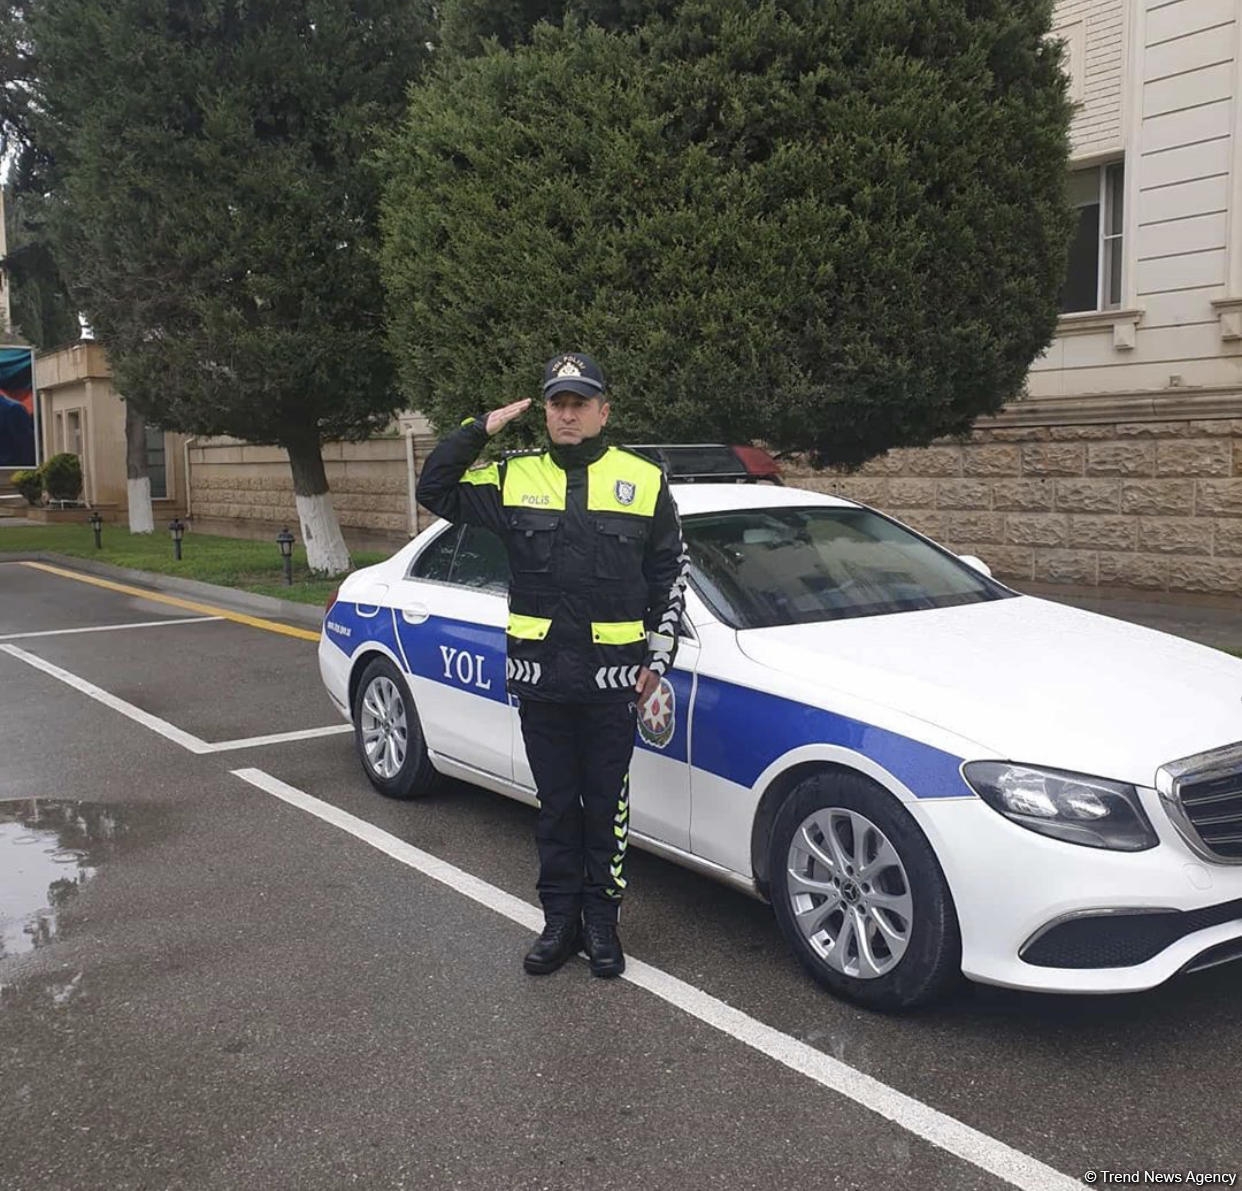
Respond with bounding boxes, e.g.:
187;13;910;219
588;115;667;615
416;419;689;704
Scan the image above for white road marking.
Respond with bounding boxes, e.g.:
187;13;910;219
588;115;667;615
1;642;213;753
0;616;222;642
232;766;1079;1191
0;644;350;755
206;725;353;752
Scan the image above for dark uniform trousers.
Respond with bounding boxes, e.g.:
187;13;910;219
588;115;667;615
519;698;637;926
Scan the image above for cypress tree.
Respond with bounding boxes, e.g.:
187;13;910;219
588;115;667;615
27;0;434;570
382;0;1073;466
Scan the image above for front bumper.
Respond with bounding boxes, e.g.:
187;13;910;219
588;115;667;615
907;794;1242;993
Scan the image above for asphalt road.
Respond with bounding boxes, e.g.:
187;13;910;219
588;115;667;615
1;559;1239;1191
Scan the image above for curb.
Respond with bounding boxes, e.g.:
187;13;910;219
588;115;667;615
0;551;325;630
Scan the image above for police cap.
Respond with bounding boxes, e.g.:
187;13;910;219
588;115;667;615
542;352;606;401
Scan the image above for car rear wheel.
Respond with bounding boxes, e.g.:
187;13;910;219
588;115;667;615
769;770;961;1010
352;657;442;799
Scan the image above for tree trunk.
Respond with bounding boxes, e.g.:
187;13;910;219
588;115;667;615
125;402;154;534
286;436;351;576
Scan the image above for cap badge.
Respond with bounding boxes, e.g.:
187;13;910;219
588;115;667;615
553;356;583;378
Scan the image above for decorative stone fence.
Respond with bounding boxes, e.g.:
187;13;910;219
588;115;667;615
788;406;1242;596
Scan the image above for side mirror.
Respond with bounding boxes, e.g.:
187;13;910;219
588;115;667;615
959;554;993;578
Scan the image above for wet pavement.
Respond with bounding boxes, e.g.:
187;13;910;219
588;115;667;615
0;801;127;961
1014;581;1242;655
1;558;1240;1191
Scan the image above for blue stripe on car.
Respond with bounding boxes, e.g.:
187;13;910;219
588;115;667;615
323;601;392;657
691;675;971;797
326;606;965;797
395;613;509;705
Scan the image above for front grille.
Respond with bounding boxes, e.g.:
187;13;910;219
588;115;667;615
1021;899;1242;968
1157;741;1242;864
1178;772;1242;859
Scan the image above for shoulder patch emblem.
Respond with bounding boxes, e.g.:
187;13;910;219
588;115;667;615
615;479;636;506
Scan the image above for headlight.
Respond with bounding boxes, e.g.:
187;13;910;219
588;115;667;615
962;762;1158;852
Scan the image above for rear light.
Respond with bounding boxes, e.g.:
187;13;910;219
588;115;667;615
731;445;782;481
324;584;341;617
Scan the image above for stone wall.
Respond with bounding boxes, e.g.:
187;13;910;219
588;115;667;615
788;414;1242;596
186;406;1242;597
188;433;440;548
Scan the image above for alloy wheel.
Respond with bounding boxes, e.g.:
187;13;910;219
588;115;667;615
785;807;914;979
359;676;408;779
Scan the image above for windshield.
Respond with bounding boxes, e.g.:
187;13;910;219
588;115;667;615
682;506;1012;629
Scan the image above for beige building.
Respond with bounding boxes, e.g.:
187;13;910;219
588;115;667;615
807;0;1242;596
10;342;190;521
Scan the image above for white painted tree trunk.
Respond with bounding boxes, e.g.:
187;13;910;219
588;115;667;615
295;492;351;575
127;477;154;534
124;403;154;534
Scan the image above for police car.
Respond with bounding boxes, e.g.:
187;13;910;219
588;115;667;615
320;483;1242;1008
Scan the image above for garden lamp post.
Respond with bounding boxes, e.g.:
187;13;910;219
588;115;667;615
88;511;103;550
276;527;295;586
169;518;185;561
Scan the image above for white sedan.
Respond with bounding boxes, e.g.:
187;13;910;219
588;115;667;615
320;483;1242;1009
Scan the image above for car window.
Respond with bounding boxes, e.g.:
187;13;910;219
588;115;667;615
408;525;460;582
449;525;509;594
683;507;1013;629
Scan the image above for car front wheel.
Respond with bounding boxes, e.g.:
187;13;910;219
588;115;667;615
769;770;961;1010
352;656;442;799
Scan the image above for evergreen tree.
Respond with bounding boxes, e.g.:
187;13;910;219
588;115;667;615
2;4;77;349
3;170;80;350
27;0;434;571
439;0;674;55
382;0;1073;466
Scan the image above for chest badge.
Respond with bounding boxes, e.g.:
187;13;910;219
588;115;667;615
615;479;636;506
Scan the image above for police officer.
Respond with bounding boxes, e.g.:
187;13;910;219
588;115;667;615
416;352;688;978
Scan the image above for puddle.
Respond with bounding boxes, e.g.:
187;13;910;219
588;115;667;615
0;799;127;961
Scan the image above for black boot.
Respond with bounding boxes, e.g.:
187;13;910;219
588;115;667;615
583;920;625;978
523;918;583;975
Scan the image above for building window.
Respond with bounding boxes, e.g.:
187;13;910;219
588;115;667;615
65;409;83;457
1061;162;1124;314
144;424;168;499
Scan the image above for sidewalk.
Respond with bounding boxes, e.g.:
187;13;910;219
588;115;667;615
1012;580;1242;655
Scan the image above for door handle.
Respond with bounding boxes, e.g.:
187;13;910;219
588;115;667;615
401;604;430;625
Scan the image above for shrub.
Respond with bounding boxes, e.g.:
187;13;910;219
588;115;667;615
11;467;44;506
42;453;83;502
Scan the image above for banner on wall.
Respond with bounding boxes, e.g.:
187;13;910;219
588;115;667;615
0;346;38;469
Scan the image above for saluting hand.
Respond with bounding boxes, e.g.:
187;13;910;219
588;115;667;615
485;399;532;437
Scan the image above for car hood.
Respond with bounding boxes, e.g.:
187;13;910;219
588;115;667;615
734;595;1242;787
